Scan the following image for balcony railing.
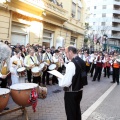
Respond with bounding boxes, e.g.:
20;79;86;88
111;27;120;31
114;0;120;2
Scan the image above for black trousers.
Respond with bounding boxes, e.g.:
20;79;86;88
27;70;32;83
112;68;120;83
93;66;102;81
42;68;49;85
104;67;110;78
90;64;96;77
52;67;62;84
27;69;41;84
0;77;8;88
64;90;83;120
86;65;90;74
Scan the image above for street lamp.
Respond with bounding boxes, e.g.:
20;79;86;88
103;34;108;52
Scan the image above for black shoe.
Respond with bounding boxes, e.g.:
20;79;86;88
117;83;119;85
92;80;95;81
111;81;115;83
4;107;9;110
52;83;55;85
47;83;51;85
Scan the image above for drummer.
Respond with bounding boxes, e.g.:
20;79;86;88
42;47;53;86
0;59;10;88
0;42;12;110
52;49;63;85
24;47;40;84
10;49;24;85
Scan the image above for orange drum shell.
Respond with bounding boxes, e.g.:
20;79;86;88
10;87;38;107
0;93;10;112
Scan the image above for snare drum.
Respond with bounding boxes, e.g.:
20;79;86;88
31;67;41;77
39;63;47;72
38;86;47;99
10;83;38;107
17;67;26;77
0;88;10;112
48;64;57;70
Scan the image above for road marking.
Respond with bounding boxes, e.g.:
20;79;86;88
82;83;117;120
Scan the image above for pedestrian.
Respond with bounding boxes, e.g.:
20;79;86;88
58;46;86;120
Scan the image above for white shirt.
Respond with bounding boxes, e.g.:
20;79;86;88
58;62;75;87
10;55;23;68
0;73;2;78
42;52;52;62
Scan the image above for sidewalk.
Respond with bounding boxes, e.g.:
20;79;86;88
86;82;120;120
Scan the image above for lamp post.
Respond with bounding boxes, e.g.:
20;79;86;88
103;34;108;52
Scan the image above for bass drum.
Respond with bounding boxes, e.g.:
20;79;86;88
10;83;38;107
0;88;10;112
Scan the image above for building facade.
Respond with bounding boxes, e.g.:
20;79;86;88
85;0;120;52
0;0;85;49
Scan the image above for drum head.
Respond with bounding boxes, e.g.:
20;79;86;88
31;67;40;72
10;83;38;90
48;64;56;70
17;67;25;72
0;88;10;95
39;63;45;69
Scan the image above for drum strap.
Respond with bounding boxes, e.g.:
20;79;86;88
46;53;51;63
30;56;36;64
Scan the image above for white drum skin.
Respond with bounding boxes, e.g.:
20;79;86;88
0;88;10;112
31;67;41;77
10;83;38;107
48;64;56;70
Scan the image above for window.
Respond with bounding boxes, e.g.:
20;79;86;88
71;2;76;18
102;13;106;17
101;22;106;26
102;5;106;9
77;7;81;20
94;6;96;9
70;37;76;47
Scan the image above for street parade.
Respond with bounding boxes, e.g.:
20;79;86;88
0;0;120;120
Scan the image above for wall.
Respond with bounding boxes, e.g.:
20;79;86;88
0;9;11;41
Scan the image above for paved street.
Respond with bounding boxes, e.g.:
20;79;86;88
0;74;119;120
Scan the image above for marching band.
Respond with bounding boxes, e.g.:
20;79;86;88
0;42;120;88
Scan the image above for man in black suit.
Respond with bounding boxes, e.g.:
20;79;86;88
58;46;87;120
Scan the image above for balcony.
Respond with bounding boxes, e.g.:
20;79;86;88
112;17;120;22
113;9;120;14
43;0;68;21
111;26;120;31
110;34;120;39
113;0;120;5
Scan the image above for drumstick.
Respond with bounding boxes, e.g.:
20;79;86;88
6;72;10;76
